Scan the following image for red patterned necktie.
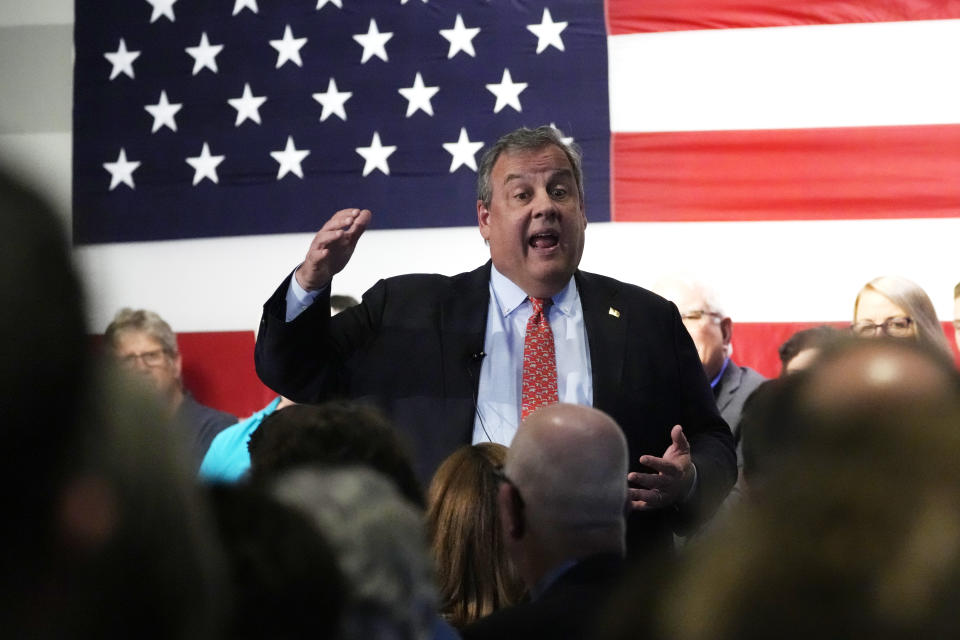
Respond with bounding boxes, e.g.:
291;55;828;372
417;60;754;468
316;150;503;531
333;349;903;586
521;297;558;421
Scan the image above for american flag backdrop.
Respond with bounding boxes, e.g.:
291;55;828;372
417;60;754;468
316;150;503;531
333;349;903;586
71;0;960;415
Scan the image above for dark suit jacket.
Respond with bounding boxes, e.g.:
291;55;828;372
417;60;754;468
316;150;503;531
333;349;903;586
255;262;736;555
461;553;625;640
715;359;767;466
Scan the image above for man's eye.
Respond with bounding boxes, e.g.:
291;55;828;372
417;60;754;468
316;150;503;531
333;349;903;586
551;187;567;198
514;192;530;201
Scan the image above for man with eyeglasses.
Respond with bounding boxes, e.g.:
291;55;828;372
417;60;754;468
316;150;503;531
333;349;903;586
104;308;236;467
653;276;766;471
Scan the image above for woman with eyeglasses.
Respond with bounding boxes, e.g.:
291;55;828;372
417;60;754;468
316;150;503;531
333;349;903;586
851;275;952;358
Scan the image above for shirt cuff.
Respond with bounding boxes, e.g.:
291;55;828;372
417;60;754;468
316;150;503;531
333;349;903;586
284;269;325;322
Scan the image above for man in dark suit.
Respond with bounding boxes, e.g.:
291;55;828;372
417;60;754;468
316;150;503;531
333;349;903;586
255;126;736;557
461;403;628;640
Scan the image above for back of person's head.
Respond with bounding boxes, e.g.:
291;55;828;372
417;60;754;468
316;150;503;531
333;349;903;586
0;172;88;560
777;325;839;375
247;401;424;506
272;466;438;640
330;294;360;315
13;368;228;638
853;275;951;357
609;337;960;640
507;403;628;557
207;483;345;640
426;443;525;628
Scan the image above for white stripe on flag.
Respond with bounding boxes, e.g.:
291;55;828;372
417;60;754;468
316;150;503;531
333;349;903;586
609;19;960;132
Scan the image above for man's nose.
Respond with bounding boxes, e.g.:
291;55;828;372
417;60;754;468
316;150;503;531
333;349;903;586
530;189;557;218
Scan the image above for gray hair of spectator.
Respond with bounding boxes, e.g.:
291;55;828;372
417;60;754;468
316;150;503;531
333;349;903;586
653;274;727;318
476;125;584;208
104;307;179;355
330;294;360;315
271;466;437;640
853;276;951;358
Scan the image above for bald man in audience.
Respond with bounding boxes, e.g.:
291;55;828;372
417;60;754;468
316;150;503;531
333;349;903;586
462;404;628;640
653;276;766;465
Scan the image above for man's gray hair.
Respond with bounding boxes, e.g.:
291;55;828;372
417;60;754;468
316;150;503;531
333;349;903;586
104;308;178;355
476;125;584;208
271;466;437;640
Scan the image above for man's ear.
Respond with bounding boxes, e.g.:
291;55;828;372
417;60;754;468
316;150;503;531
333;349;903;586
720;317;733;346
498;482;525;540
477;199;491;242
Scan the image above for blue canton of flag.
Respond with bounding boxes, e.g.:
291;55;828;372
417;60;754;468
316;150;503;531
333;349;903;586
73;0;610;244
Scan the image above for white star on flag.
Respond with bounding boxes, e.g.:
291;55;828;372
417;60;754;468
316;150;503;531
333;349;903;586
104;38;140;80
232;0;257;15
486;68;527;114
145;0;176;23
186;142;225;185
442;128;484;173
270;25;308;69
228;83;267;126
270;136;310;180
312;78;352;122
439;14;480;59
527;8;567;53
144;90;182;133
185;32;224;75
549;123;574;146
356;132;396;177
315;0;342;9
353;19;393;64
103;148;141;190
398;72;439;117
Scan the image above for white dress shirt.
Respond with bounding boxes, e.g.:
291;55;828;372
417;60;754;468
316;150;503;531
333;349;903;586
472;265;593;445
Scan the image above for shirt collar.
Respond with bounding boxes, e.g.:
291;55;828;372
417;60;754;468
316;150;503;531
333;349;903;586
710;357;731;389
490;264;578;318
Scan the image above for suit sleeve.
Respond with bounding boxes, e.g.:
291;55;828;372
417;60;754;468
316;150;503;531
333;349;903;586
254;272;385;403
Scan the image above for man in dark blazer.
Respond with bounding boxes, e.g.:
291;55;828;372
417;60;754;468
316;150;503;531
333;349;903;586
256;126;737;557
461;404;629;640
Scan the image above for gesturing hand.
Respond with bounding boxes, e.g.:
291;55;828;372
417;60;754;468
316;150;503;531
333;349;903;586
627;425;695;511
295;208;371;291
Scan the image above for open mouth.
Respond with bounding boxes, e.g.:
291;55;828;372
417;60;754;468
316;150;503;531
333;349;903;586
528;231;559;249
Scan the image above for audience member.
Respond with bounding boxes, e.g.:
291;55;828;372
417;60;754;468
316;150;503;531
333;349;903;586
199;396;294;482
777;325;840;375
207;483;345;639
247;402;425;506
255;125;735;560
653;276;766;473
427;443;526;628
103;308;237;466
852;275;952;358
461;404;628;640
272;467;445;640
601;337;960;639
0;170;226;638
199;294;359;482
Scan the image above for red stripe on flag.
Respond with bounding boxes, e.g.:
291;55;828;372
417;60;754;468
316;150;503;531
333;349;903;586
607;0;960;35
733;322;959;379
612;125;960;222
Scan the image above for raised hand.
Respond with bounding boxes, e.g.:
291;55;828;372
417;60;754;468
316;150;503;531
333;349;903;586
295;208;371;291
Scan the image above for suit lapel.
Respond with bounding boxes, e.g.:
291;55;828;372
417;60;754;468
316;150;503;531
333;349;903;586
440;262;491;400
576;271;625;414
715;360;740;413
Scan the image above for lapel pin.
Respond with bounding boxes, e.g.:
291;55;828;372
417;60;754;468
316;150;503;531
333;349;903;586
608;307;620;318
